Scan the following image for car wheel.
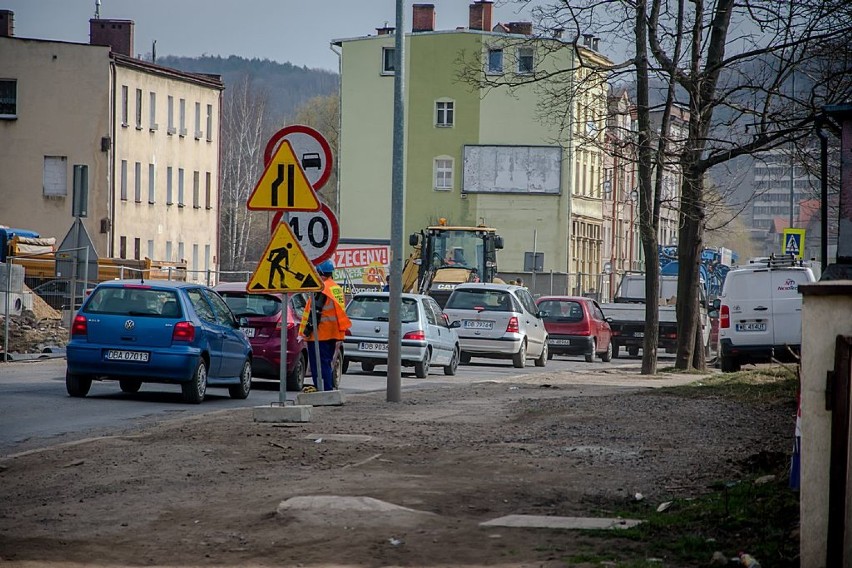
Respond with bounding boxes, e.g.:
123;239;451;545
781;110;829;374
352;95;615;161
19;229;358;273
341;357;350;375
612;344;620;358
119;379;142;393
332;351;343;389
720;354;741;373
415;351;430;378
182;358;208;404
512;340;527;368
601;341;613;363
229;359;252;399
547;351;554;360
585;340;596;363
444;346;460;376
628;346;640;357
286;352;306;392
460;352;471;364
66;371;92;398
362;362;375;373
534;341;547;367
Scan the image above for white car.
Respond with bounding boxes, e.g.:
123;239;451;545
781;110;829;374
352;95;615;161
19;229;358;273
443;283;548;368
343;292;461;377
717;256;815;372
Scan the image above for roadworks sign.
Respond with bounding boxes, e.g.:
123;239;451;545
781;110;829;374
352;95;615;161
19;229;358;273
247;223;322;293
247;140;320;211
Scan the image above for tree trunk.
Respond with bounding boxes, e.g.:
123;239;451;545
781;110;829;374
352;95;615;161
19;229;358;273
675;166;704;370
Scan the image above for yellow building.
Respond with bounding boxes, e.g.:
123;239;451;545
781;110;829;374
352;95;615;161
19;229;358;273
0;11;223;281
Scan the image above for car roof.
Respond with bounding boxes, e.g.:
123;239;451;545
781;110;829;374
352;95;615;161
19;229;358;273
536;295;589;303
213;281;277;294
351;291;428;301
95;279;205;290
453;283;521;292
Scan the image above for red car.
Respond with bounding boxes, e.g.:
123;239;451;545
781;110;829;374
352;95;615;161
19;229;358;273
535;296;613;362
214;282;307;390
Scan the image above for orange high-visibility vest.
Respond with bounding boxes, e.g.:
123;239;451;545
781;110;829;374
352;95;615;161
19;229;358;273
299;278;351;341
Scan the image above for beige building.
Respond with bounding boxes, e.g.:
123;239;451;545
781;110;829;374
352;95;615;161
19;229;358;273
0;11;223;281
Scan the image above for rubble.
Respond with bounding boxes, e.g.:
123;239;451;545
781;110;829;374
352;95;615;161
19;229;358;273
0;309;68;355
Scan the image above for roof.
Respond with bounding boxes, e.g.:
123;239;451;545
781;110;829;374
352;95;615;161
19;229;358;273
96;279;204;289
798;199;820;224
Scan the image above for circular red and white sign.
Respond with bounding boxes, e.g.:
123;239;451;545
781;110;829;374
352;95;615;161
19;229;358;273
285;203;340;264
264;124;333;191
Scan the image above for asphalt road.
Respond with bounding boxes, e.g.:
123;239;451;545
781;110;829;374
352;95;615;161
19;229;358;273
0;353;650;457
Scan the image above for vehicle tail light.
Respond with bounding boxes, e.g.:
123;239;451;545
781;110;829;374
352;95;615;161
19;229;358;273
720;305;730;329
71;315;87;336
575;324;591;336
506;316;519;333
403;330;425;340
611;330;621;336
345;328;352;336
664;332;677;339
172;321;195;342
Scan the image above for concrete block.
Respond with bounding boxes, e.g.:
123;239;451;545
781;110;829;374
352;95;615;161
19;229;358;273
253;404;312;423
297;390;345;406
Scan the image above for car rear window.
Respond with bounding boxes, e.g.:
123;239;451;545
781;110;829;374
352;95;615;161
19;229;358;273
219;291;281;317
347;296;419;323
445;289;512;312
84;286;181;317
537;300;583;322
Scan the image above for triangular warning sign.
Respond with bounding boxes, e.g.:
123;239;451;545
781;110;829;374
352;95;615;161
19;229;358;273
247;223;323;293
247;140;321;211
785;234;799;255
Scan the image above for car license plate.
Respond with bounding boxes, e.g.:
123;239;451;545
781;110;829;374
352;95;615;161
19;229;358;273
548;339;570;345
359;342;388;352
241;327;255;338
105;350;150;362
463;320;494;330
633;332;644;338
736;323;767;332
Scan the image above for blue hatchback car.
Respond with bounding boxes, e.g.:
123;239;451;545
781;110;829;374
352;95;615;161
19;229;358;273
66;280;253;404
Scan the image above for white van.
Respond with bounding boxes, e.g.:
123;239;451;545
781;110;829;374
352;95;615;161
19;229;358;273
717;257;815;372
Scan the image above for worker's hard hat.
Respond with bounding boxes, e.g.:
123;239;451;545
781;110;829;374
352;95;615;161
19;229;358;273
317;259;335;275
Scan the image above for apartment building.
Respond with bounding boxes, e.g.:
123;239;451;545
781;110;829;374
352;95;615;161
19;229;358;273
0;11;223;280
332;1;610;277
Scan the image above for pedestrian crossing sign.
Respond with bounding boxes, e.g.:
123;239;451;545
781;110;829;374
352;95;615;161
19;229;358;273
782;228;806;260
247;222;323;293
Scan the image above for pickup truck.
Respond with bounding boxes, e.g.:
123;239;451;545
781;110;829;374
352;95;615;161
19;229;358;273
599;274;711;358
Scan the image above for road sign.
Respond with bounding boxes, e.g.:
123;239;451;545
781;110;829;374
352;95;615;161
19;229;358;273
782;228;806;259
56;218;99;279
264;125;333;191
285;204;340;264
247;222;323;293
247;140;321;211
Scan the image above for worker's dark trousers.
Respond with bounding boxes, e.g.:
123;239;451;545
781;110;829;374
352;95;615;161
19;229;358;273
307;339;337;390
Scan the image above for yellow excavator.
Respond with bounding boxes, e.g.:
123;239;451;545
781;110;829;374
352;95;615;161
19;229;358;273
402;219;504;307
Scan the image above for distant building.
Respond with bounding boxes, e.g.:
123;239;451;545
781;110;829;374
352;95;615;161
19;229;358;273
0;10;223;280
751;149;814;230
332;1;610;279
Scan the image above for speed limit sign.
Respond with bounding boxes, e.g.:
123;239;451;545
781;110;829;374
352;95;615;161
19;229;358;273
286;203;340;264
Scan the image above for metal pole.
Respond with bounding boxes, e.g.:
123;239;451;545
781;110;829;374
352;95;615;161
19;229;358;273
817;120;829;272
531;229;538;293
279;293;289;404
82;247;89;315
3;262;10;361
789;72;796;230
387;0;406;403
310;297;322;391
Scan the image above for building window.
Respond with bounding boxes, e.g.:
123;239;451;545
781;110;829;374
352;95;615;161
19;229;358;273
434;157;454;190
167;95;175;134
0;79;17;118
148;163;155;203
192;244;199;275
120;160;128;201
194;102;202;139
134;162;142;202
147;239;154;259
381;47;395;74
178;168;185;206
134;237;141;260
178;241;185;263
204;244;211;273
487;48;503;74
166;166;173;204
205;172;212;209
179;98;186;136
517;47;534;74
149;92;158;130
206;104;213;141
435;100;454;127
43;156;68;197
135;88;143;129
192;171;200;208
165;240;173;261
121;85;129;126
119;236;127;259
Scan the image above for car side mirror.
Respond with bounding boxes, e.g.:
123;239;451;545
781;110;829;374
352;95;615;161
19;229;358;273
605;317;613;323
711;298;721;310
708;309;719;319
238;316;249;328
536;310;547;319
448;320;461;329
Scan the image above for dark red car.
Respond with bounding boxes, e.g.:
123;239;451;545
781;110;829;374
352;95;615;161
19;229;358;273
534;296;613;362
214;282;307;390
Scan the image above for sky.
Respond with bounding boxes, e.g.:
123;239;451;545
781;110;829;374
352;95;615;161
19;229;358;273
3;0;545;72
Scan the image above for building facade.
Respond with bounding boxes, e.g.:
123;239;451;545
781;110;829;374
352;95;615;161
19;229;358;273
333;2;610;281
0;11;223;280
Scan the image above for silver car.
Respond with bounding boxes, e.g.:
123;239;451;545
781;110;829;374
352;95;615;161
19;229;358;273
443;283;548;368
343;292;461;377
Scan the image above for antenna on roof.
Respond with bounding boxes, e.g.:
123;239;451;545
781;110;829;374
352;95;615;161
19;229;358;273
94;0;101;19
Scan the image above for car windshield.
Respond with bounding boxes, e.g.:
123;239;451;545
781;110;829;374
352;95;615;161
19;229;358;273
537;300;583;322
84;286;181;317
445;289;512;312
219;291;281;317
347;296;419;323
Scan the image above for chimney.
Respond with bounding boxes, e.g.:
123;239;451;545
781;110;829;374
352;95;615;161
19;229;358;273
583;33;593;47
89;18;134;57
0;10;13;37
469;1;493;32
412;4;435;33
506;22;533;36
376;25;395;36
592;37;600;51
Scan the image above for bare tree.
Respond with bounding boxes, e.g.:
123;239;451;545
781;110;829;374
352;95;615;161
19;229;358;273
292;94;340;213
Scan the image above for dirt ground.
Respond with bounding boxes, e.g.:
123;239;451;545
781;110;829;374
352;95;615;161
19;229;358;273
0;367;796;567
